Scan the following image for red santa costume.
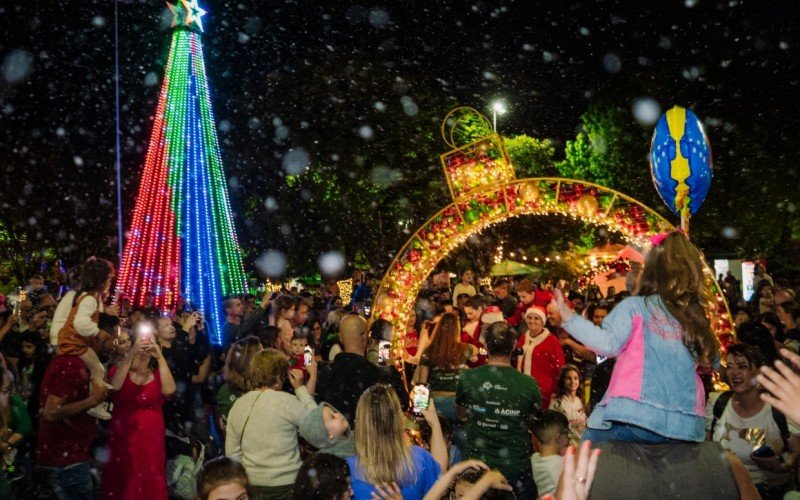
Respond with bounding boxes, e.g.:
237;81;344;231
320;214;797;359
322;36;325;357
515;306;565;407
461;306;504;368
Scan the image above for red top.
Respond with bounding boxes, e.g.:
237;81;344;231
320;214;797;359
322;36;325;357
507;300;533;327
533;289;554;308
290;356;309;379
37;356;95;467
461;322;487;368
405;330;420;357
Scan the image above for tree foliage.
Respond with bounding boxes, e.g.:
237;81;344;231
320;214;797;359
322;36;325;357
556;104;657;207
504;134;557;178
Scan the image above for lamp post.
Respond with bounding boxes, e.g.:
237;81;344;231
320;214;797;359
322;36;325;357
491;100;507;132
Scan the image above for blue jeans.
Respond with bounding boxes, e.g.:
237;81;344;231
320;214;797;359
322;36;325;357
582;422;683;445
41;461;94;500
505;470;537;499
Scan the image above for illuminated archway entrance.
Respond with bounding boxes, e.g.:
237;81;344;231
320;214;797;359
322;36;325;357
372;108;733;361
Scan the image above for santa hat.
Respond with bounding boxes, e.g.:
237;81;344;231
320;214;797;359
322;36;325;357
480;305;505;325
525;306;547;323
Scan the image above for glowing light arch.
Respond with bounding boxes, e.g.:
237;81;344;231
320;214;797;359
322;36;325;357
373;108;734;364
373;177;674;333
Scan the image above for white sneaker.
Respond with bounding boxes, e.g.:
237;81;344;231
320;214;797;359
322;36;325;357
87;401;112;420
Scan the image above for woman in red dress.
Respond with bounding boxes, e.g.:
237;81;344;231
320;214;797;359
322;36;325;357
102;323;176;499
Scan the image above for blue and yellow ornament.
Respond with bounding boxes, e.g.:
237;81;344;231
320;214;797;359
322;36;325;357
649;106;712;229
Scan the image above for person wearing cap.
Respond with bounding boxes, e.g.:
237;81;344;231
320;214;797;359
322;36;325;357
515;306;565;407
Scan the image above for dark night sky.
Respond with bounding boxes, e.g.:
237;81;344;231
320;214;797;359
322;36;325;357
1;0;798;267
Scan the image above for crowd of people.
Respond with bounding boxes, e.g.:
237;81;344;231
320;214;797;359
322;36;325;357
0;232;799;499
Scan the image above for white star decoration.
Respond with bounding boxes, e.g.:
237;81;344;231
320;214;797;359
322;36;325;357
167;0;206;32
182;0;206;31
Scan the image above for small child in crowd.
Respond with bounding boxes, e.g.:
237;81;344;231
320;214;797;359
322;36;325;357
299;403;355;458
54;257;117;420
196;456;251;500
549;364;587;446
552;231;720;444
531;410;570;496
289;333;310;378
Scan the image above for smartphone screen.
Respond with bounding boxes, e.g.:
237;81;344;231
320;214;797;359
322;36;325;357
303;346;314;366
136;323;154;342
378;341;391;364
412;385;430;414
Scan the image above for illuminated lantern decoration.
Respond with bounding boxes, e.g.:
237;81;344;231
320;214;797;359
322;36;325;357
117;0;248;345
649;106;713;228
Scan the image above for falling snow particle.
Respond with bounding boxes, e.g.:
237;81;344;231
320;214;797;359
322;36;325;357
282;148;310;175
144;72;159;86
602;53;622;73
2;49;33;84
632;97;661;126
400;96;418;117
358;125;374;140
721;227;740;239
256;250;286;277
319;252;346;275
369;9;390;28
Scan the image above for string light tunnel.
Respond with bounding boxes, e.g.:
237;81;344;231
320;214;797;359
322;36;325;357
117;0;248;345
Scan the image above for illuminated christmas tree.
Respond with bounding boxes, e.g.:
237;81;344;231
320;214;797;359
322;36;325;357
118;0;247;344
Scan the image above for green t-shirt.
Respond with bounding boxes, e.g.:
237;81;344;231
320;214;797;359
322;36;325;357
456;365;541;475
420;345;473;393
216;382;245;422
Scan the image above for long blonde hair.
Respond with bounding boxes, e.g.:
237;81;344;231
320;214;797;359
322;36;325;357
636;232;718;366
354;385;414;485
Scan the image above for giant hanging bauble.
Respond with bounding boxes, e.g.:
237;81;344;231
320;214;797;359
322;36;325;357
518;182;540;203
649;106;713;217
575;194;599;217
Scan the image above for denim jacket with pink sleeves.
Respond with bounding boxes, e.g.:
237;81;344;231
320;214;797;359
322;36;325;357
562;295;706;442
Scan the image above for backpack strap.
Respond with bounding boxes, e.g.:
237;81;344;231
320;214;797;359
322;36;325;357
710;390;733;435
770;407;791;450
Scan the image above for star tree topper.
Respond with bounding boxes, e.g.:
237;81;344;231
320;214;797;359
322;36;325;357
167;0;206;32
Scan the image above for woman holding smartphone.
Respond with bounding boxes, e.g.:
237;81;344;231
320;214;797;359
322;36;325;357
102;321;177;499
413;312;476;422
347;385;445;499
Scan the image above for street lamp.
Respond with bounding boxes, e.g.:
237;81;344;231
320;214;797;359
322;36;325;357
491;100;507;132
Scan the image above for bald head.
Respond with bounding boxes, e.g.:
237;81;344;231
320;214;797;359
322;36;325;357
340;314;368;354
